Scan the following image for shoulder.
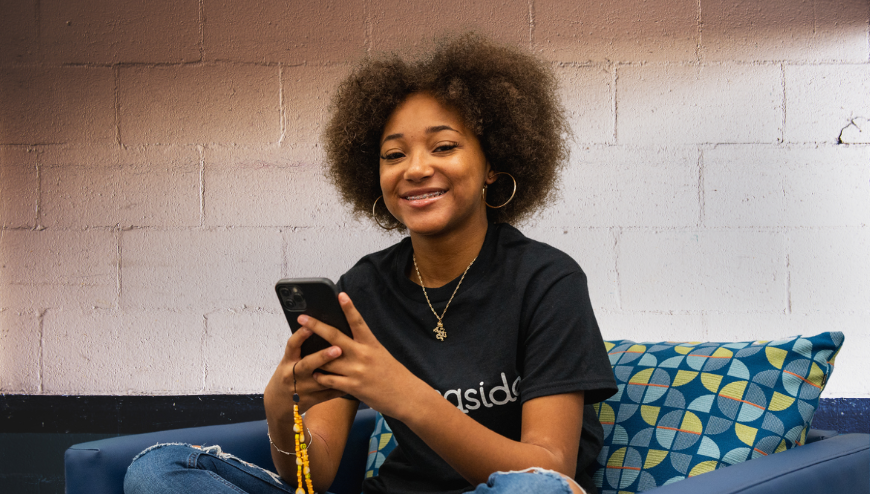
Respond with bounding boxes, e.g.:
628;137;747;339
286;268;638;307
338;236;409;291
493;224;586;282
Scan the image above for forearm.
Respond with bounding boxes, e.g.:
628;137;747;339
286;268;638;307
267;399;357;492
395;387;582;485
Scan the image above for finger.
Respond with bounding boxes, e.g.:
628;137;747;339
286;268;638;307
311;370;351;395
337;292;377;344
299;313;354;348
282;327;313;362
296;345;342;375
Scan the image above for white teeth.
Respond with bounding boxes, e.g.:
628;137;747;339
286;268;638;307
406;191;445;201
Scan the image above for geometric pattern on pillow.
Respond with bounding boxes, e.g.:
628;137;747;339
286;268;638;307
365;411;397;480
588;332;843;494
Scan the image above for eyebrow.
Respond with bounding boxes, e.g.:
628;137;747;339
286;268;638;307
381;125;462;145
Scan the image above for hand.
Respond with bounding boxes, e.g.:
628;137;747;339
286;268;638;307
264;325;347;421
300;292;426;419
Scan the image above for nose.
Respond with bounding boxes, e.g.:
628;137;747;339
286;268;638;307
403;149;433;182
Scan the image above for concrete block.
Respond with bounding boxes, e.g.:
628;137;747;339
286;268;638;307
282;65;351;162
0;147;38;228
701;0;870;62
535;0;698;62
0;229;118;310
204;145;357;227
785;65;870;144
42;309;203;393
789;228;870;312
0;0;38;64
0;67;115;145
619;229;786;312
595;311;706;343
203;0;365;63
705;145;870;227
369;0;529;52
556;65;614;144
204;309;287;393
41;0;200;64
537;145;700;227
283;227;401;283
120;64;280;145
0;309;40;393
618;64;782;145
521;227;619;311
121;228;283;311
40;145;200;228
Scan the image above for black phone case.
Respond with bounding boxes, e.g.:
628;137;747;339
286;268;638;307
275;278;353;357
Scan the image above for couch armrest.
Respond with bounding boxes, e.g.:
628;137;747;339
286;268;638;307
643;433;869;494
65;408;378;494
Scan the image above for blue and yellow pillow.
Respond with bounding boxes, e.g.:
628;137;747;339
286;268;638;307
365;412;397;479
588;332;843;493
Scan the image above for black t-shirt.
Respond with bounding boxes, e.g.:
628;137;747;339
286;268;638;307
337;223;617;494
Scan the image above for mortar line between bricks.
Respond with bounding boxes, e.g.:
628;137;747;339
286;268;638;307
34;148;43;229
780;63;787;143
785;232;792;315
698;148;705;227
114;66;122;146
198;0;205;61
38;309;46;393
201;313;208;392
34;0;42;61
695;0;702;62
611;63;618;144
198;146;205;227
364;0;372;53
116;228;123;310
528;0;536;49
278;65;285;145
613;227;622;311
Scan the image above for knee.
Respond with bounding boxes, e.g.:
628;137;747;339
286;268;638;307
124;444;198;494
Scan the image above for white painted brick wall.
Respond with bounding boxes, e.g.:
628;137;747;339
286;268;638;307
0;147;38;228
1;0;868;398
618;64;783;145
41;0;201;64
119;64;280;145
785;64;870;144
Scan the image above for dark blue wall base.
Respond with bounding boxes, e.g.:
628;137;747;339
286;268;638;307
812;397;870;434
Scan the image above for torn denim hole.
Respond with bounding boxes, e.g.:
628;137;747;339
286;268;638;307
131;442;285;486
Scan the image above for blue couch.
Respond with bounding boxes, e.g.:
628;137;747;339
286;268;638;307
65;407;868;494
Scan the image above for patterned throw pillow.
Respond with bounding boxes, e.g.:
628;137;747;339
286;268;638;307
365;412;397;479
588;332;843;494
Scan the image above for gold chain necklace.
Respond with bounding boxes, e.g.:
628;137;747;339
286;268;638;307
412;253;476;341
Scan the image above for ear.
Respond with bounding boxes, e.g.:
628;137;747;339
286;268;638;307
484;162;497;185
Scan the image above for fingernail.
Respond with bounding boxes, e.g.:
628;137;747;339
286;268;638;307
328;347;341;357
338;292;349;303
298;315;309;325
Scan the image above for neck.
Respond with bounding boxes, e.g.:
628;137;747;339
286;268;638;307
408;215;489;288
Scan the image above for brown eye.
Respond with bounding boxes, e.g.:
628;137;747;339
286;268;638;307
434;143;458;153
380;151;404;160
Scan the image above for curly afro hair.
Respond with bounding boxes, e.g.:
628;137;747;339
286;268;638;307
324;33;569;230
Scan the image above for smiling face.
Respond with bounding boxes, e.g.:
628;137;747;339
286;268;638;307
379;92;495;239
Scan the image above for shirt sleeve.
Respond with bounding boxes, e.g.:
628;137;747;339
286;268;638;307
517;268;617;405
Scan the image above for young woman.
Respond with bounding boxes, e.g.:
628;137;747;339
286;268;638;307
125;34;616;494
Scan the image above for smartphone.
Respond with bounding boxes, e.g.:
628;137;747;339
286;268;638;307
275;278;353;357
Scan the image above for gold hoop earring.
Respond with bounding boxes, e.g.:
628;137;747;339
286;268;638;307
372;196;398;230
484;172;517;209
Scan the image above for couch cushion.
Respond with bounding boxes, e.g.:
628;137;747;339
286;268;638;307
364;412;397;479
588;332;843;494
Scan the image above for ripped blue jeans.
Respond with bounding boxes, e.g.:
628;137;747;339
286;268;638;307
124;443;584;494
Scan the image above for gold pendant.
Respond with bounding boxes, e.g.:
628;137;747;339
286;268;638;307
433;321;447;341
